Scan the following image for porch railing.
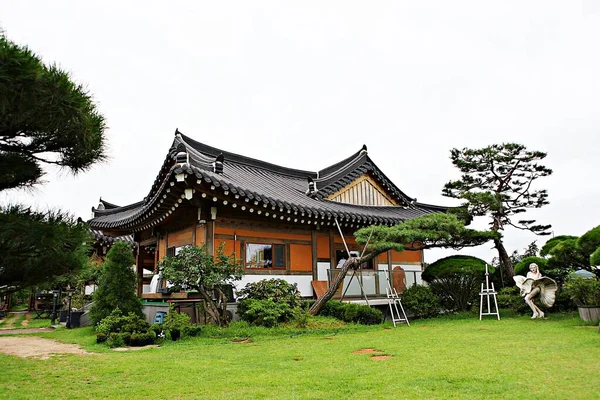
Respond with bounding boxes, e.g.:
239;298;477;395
326;268;422;298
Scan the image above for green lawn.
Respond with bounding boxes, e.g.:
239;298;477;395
1;312;598;400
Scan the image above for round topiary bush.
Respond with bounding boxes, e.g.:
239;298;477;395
590;247;600;267
578;225;600;259
422;255;492;311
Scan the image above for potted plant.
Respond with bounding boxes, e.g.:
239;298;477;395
163;304;191;340
563;276;600;322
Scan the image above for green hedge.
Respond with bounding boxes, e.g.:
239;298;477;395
319;301;382;325
422;255;491;311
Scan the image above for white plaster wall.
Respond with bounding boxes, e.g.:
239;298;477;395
234;275;314;297
317;262;331;281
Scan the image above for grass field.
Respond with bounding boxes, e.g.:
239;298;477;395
1;312;598;399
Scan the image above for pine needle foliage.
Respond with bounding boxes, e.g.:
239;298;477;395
90;242;142;325
0;32;106;190
442;143;553;276
0;204;90;287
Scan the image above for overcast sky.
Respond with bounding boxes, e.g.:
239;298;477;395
1;1;599;263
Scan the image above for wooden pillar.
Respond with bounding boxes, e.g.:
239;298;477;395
311;230;318;280
136;246;143;296
328;229;336;284
206;221;215;255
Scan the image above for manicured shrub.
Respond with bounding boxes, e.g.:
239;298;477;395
354;306;383;325
107;332;129;348
238;298;293;327
237;279;302;326
318;300;382;325
563;276;600;306
96;309;151;336
496;287;530;314
182;325;202;337
319;300;346;321
578;225;600;260
590;247;600;267
96;333;107;343
96;309;156;347
129;331;157;346
163;304;192;339
237;279;301;308
151;323;165;336
400;285;440;318
423;255;491;311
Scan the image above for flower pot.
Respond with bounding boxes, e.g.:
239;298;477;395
170;329;181;341
578;306;600;322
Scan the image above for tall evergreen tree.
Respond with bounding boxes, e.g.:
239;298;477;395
0;32;106;288
90;242;142;324
0;33;106;190
442;143;552;277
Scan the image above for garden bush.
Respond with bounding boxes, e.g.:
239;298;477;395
423;255;490;311
238;298;293;327
183;324;202;337
163;304;192;339
354;305;383;325
400;285;440;318
590;247;600;267
578;225;600;260
318;300;382;325
496;286;530;314
237;279;301;308
563;276;600;306
95;309;156;347
237;279;302;326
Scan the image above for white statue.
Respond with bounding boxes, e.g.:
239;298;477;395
513;263;558;319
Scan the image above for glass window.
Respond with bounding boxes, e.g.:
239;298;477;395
245;243;285;269
335;249;373;269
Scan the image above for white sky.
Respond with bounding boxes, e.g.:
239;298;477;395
1;1;599;264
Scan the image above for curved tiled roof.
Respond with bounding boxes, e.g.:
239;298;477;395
89;131;447;232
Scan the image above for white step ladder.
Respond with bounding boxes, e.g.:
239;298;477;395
385;275;409;327
479;264;500;320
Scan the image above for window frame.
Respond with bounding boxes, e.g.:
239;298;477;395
243;241;287;270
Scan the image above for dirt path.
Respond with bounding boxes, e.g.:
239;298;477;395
0;327;54;335
0;336;95;360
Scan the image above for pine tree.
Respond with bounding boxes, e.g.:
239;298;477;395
90;242;142;324
442;143;552;277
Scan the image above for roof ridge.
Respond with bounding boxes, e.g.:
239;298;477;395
317;146;366;178
179;133;317;179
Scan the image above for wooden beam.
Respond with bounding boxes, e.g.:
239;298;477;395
329;229;335;270
311;229;318;280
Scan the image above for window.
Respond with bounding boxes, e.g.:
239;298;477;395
335;249;373;269
167;245;188;257
245;243;285;269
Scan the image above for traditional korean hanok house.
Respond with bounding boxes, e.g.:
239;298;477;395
89;130;446;303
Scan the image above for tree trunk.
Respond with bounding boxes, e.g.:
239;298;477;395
309;257;359;316
198;287;222;326
217;288;230;326
494;238;514;277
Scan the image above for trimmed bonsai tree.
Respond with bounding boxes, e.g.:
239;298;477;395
90;242;142;324
160;244;242;327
